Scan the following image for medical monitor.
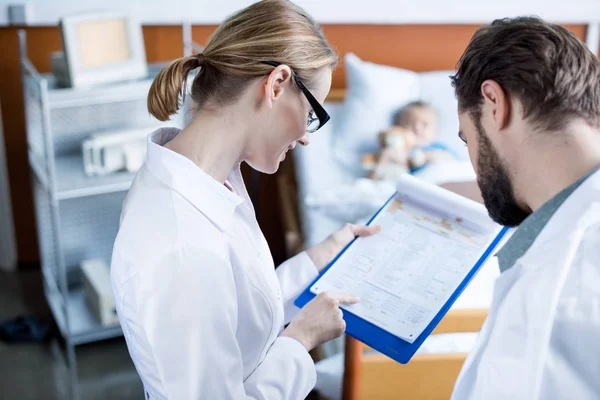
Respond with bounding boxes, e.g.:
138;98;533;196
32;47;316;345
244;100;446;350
59;12;148;88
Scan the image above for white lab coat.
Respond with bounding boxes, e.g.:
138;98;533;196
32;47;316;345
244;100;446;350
110;128;319;400
452;169;600;399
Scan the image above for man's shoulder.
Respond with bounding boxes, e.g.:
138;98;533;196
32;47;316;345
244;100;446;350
580;219;600;255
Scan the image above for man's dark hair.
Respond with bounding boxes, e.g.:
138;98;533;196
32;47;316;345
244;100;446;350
450;16;600;131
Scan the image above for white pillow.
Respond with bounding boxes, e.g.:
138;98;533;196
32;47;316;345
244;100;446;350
332;53;467;172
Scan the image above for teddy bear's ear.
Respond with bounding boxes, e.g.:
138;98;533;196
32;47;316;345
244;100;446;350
361;153;375;163
393;126;409;134
361;153;376;171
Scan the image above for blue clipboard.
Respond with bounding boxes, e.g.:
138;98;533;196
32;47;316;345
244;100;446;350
294;193;510;364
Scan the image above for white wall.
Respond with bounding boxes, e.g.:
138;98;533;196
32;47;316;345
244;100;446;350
1;0;600;26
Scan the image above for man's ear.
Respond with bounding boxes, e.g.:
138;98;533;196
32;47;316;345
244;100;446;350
480;80;510;131
263;65;293;108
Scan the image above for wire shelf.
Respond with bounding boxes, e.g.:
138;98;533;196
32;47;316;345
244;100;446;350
21;32;188;348
46;286;123;346
24;70;48;168
19;28;198;400
58;191;127;273
50;101;162;156
55;154;137;200
33;175;60;291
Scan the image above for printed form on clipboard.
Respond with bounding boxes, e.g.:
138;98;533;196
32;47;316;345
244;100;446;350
295;174;510;363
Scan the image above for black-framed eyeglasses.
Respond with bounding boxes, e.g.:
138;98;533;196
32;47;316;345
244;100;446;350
261;61;330;133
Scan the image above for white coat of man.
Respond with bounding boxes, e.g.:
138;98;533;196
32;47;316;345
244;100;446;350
448;17;600;399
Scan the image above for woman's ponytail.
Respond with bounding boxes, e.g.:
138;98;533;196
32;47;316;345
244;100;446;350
147;55;201;121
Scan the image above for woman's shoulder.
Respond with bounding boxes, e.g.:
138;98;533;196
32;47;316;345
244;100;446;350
114;173;230;272
112;218;231;295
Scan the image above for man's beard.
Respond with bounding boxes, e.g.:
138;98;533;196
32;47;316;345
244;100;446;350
475;118;530;227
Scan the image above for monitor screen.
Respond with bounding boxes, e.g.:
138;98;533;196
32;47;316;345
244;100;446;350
77;18;131;69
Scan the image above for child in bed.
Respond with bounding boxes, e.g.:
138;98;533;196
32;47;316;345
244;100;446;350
394;101;458;173
362;101;459;181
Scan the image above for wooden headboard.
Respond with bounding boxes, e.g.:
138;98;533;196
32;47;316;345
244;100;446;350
315;24;591;102
0;22;596;265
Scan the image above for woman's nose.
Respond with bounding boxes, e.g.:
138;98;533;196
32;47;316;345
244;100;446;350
298;134;310;146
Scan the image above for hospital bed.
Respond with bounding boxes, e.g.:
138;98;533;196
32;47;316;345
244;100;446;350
291;101;500;399
293;53;480;249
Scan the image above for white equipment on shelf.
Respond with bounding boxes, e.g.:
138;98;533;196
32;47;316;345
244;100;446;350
82;126;154;176
81;259;119;327
0;100;17;271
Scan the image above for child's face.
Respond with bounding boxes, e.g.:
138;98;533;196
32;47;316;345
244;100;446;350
404;107;437;146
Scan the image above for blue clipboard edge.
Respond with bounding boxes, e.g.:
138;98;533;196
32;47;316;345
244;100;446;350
294;192;511;364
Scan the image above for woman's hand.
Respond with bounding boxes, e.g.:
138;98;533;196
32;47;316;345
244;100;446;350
306;223;382;272
281;292;359;351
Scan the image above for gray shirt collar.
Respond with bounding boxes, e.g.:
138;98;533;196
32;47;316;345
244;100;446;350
496;167;600;272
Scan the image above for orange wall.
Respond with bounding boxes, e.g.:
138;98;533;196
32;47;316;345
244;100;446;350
0;23;589;266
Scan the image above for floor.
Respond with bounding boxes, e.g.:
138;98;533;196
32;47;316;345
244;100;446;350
0;269;143;400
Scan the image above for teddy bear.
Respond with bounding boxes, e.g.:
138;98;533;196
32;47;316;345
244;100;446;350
361;126;427;181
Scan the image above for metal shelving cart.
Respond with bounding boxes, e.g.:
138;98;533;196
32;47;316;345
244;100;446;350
18;29;193;398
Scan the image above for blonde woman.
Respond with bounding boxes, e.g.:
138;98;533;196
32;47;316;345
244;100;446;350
110;1;379;399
